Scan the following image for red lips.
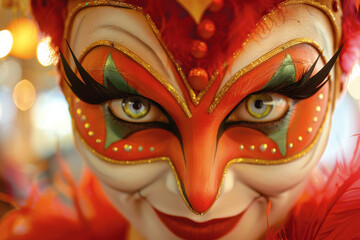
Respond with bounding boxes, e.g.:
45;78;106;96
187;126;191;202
154;208;245;240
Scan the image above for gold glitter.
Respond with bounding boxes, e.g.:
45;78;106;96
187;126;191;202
208;38;324;113
250;145;255;151
74;40;192;118
124;144;132;152
81;115;87;121
113;147;118;152
307;127;313;133
288;143;293;149
313;116;318;122
239;145;244;150
271;148;276;154
298;136;303;142
76;108;81;116
282;0;341;46
88;131;94;137
96;138;102;143
84;123;90;129
318;93;324;100
65;0;338;216
259;144;268;152
75;98;80;103
316;106;321;112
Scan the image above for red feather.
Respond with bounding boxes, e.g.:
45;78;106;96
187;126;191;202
267;138;360;239
0;153;129;240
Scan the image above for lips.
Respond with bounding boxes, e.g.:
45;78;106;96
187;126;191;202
154;208;245;240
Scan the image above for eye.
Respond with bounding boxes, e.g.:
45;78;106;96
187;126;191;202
109;96;168;123
228;93;290;122
122;96;150;119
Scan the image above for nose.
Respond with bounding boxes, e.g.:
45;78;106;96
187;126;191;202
176;118;227;214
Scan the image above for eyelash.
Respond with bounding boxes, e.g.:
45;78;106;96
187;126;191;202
258;45;342;99
61;41;341;135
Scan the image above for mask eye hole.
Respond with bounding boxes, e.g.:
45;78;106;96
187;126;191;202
109;96;168;123
228;93;290;123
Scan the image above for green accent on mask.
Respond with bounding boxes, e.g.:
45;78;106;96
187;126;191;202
103;53;139;149
262;54;295;157
103;53;138;95
104;111;138;149
267;117;290;157
261;54;296;90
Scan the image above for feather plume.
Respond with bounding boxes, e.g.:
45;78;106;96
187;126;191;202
267;137;360;239
0;150;128;240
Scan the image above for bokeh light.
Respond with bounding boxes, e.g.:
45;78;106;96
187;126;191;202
37;37;57;66
0;60;22;90
0;30;13;58
12;79;36;111
0;90;15;126
30;89;73;157
7;18;38;59
346;63;360;100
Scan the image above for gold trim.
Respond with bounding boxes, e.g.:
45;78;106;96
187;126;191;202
145;14;220;106
63;0;341;108
208;38;323;113
282;0;341;46
64;1;142;45
64;0;338;215
73;75;331;215
64;0;224;106
76;40;192;118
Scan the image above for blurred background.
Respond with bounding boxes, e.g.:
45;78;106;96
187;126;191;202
0;0;360;219
0;0;81;216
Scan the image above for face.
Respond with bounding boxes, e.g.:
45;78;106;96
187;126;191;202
61;1;338;239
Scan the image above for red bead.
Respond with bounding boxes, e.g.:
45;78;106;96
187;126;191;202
197;19;215;39
191;40;208;59
209;0;223;12
332;0;338;12
188;68;209;91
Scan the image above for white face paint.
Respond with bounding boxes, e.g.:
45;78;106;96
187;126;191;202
69;3;335;240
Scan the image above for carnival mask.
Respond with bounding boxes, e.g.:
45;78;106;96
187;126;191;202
60;0;342;239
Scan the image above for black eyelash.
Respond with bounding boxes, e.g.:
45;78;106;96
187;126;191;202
261;44;343;99
59;40;135;104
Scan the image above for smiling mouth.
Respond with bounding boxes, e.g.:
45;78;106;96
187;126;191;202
153;208;246;240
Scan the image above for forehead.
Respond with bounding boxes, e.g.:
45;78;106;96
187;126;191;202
67;1;335;114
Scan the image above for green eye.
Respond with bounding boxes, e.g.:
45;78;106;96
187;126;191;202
246;94;273;119
122;96;150;119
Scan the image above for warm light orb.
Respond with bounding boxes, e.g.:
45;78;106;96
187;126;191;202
0;30;13;58
12;79;36;111
37;37;57;66
8;18;38;59
346;63;360;100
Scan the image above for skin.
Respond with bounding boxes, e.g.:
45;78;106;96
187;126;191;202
67;3;336;240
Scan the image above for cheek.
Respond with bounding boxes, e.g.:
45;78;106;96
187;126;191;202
75;134;170;192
